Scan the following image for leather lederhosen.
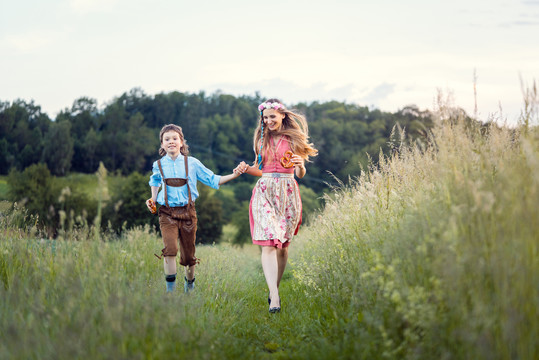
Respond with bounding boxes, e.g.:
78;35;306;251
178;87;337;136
157;155;197;221
155;155;198;265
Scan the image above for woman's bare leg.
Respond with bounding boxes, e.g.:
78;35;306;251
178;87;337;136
261;246;280;308
276;247;289;288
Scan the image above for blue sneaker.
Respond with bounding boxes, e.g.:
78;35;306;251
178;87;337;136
165;274;177;293
184;277;195;293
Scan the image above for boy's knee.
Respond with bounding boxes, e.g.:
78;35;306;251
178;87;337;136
179;256;198;267
161;244;179;257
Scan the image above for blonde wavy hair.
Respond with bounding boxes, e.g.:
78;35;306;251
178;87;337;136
253;99;318;167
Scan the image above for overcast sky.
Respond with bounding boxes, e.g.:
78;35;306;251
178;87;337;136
1;0;538;125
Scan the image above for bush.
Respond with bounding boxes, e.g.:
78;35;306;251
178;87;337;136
7;163;59;235
105;171;158;232
195;186;224;245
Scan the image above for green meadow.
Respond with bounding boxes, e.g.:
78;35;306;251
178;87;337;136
1;100;538;359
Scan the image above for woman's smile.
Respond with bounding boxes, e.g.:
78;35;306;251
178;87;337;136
262;108;285;131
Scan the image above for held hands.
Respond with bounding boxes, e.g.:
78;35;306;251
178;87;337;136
233;161;249;175
232;157;303;176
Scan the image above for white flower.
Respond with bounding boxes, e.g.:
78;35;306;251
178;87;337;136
258;101;284;111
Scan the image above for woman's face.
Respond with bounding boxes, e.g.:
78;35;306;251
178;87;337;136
262;109;285;132
161;130;183;158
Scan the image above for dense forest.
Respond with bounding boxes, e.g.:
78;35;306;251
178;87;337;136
0;88;437;241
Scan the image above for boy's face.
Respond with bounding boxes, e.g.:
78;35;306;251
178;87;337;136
161;130;183;158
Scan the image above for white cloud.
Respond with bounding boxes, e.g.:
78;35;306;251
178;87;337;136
69;0;119;14
204;78;360;106
4;32;57;53
360;83;396;105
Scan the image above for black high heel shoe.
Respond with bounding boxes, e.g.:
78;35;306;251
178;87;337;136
269;297;281;313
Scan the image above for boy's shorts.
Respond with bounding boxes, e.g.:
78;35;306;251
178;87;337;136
158;205;198;266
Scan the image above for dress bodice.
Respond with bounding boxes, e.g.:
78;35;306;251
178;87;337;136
261;136;294;174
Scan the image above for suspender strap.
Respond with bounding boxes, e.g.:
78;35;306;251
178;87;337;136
157;156;192;208
157;159;169;207
183;155;193;207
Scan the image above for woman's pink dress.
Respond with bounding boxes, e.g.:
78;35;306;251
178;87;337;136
249;136;302;248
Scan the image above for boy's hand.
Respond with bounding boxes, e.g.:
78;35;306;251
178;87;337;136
146;198;157;214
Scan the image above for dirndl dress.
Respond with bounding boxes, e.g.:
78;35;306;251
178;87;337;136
249;138;302;248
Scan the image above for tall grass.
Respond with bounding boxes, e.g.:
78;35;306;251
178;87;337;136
292;91;538;359
0;225;335;359
1;227;253;359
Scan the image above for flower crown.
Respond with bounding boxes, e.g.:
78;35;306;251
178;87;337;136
258;101;285;112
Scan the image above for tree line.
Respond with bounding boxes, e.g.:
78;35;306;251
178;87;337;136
1;88;434;186
1;88;436;241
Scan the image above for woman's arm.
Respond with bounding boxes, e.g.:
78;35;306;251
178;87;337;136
234;161;262;177
245;164;263;177
292;155;306;178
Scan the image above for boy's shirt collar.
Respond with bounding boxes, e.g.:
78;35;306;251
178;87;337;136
165;154;183;161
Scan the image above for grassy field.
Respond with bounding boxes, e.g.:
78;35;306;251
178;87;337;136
0;229;332;359
1;100;538;359
0;172;126;202
60;172;127;199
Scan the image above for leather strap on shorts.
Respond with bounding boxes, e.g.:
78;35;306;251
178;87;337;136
157;155;193;208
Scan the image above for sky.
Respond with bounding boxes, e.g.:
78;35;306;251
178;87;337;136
1;0;538;125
